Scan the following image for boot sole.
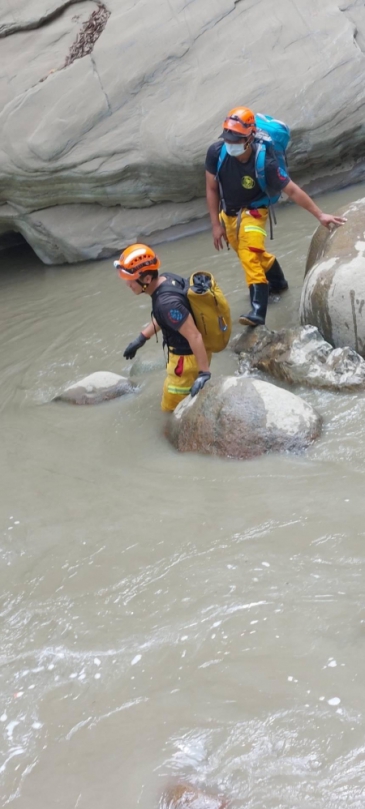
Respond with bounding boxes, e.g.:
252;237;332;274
238;315;262;327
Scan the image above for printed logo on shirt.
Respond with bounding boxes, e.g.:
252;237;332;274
241;176;255;189
277;166;288;181
168;308;183;323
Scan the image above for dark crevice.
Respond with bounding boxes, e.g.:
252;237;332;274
38;3;110;84
64;3;110;67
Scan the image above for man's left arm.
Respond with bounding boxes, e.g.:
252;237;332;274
283;180;347;229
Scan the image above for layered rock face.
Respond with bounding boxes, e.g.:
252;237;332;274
166;376;322;459
2;0;365;263
300;197;365;356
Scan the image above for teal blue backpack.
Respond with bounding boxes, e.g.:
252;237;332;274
216;114;291;233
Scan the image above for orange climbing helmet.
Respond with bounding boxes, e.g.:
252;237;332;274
114;243;160;281
221;107;256;142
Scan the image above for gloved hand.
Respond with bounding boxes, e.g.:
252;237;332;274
123;333;148;360
190;371;211;397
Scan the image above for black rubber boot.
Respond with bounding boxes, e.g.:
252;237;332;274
239;283;269;327
266;258;288;293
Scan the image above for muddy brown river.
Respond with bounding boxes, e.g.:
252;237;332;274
1;186;365;808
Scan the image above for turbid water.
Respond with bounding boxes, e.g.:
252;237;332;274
1;186;365;809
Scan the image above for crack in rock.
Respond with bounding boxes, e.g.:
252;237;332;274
39;2;110;84
64;3;110;67
90;54;111;114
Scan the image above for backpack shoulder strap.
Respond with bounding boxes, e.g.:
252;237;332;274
254;138;269;194
152;274;189;303
216;142;227;176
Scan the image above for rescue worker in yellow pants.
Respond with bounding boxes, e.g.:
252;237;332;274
205;106;347;326
114;243;212;412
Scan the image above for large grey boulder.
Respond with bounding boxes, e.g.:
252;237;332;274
54;371;135;404
166;376;322;459
300;197;365;357
2;0;365;262
233;324;365;391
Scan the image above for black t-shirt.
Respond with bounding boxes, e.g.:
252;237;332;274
151;274;193;355
205;140;290;215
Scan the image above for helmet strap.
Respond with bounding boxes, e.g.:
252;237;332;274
136;279;149;291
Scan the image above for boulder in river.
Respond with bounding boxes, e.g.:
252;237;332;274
129;355;166;377
233;324;365;391
300;197;365;357
162;783;228;809
54;371;135;405
166;376;322;459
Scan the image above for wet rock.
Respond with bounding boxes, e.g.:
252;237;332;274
233;324;365;391
129;355;166;377
2;2;365;262
166;376;321;459
300;197;365;357
54;371;134;404
162;783;228;809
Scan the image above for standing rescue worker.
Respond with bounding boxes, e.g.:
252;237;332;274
115;244;211;411
205;106;346;327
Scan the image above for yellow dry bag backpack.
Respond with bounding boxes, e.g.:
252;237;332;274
186;271;231;353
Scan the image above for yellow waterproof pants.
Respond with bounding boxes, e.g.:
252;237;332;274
221;208;275;286
161;351;211;412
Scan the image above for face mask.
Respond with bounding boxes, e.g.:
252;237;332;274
225;141;249;157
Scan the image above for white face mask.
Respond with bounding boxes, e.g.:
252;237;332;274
225;141;249;157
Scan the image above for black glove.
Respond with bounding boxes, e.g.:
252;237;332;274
123;333;148;360
190;371;211;398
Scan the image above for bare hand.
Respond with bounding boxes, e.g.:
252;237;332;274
212;223;228;251
318;213;347;229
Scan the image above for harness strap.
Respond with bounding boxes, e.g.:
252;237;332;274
236;209;242;238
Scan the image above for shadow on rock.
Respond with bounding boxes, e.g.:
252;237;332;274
166;375;322;459
232;324;365;390
53;371;136;405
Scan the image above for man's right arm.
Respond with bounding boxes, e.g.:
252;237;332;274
205;171;228;251
123;318;160;360
141;318;160;340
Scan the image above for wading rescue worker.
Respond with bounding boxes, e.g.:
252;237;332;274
115;243;211;411
205;106;346;327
